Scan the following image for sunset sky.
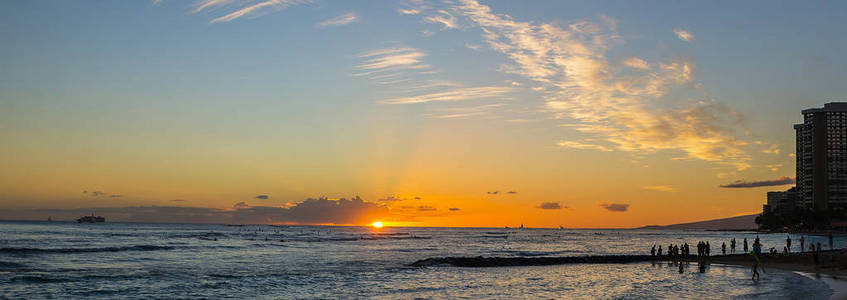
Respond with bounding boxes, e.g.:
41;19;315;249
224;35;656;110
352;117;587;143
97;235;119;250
1;0;846;227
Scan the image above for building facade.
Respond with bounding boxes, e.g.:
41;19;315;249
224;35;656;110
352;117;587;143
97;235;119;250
795;102;847;212
764;187;796;215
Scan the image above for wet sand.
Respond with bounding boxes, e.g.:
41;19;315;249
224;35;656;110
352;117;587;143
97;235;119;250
413;250;847;299
704;250;847;277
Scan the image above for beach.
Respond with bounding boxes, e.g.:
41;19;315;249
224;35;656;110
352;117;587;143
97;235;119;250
0;221;839;298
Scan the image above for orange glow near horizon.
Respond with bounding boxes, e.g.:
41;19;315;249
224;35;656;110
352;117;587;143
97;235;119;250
371;221;384;228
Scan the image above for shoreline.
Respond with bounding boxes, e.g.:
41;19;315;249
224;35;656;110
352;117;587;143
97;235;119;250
413;250;847;299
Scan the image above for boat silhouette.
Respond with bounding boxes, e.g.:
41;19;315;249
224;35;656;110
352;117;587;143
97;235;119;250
76;213;105;223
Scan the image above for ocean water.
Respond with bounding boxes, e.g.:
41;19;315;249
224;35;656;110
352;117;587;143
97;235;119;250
0;221;837;299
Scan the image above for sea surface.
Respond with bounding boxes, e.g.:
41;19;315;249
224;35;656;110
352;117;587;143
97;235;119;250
0;221;839;299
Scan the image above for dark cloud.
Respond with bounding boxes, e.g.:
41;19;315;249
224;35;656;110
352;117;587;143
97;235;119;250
378;195;406;202
90;191;106;197
537;202;564;210
1;196;389;225
417;206;437;212
414;197;421;200
449;207;460;211
600;203;629;212
108;194;123;198
255;195;269;199
169;199;186;202
507;191;517;194
233;202;250;209
487;191;499;195
719;176;795;188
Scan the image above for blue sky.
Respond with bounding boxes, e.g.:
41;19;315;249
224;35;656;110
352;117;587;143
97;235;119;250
1;0;846;226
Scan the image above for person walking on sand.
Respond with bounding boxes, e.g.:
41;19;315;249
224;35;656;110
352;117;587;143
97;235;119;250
743;238;748;253
722;242;726;255
786;235;792;253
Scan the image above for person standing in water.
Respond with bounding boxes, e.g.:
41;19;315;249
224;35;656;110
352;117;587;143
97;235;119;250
751;241;762;280
706;241;711;257
722;242;726;255
651;245;656;256
743;238;748;253
829;233;834;250
800;235;805;253
731;238;736;254
786;235;792;253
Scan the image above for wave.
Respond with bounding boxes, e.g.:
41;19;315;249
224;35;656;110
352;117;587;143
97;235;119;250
0;260;28;270
0;245;175;255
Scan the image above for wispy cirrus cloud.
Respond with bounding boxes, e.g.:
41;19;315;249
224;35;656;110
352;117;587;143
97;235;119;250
316;12;358;28
642;185;679;193
208;0;309;23
398;8;421;15
355;47;430;74
557;140;613;152
673;28;694;42
190;0;235;14
384;86;513;104
353;46;512;118
424;10;458;30
719;176;795;188
452;0;752;170
424;103;505;119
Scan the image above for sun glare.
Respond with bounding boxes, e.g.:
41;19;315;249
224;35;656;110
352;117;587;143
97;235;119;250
371;221;384;228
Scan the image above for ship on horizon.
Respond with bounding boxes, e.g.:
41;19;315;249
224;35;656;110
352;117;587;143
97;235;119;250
76;213;105;223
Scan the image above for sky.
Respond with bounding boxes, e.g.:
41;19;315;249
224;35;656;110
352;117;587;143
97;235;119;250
1;0;846;228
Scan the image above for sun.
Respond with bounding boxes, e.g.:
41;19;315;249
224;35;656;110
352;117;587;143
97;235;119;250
371;221;384;228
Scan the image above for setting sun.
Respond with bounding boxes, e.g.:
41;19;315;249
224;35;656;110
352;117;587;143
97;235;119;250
371;222;383;228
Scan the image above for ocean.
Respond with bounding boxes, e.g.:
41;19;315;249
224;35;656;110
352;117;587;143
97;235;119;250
0;221;837;299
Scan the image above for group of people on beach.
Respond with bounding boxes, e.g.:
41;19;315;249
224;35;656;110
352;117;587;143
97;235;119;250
649;234;839;280
649;241;713;258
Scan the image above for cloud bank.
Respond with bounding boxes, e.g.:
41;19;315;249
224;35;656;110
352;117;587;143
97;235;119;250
719;176;795;188
1;196;389;225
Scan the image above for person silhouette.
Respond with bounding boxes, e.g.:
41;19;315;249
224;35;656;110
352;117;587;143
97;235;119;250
706;241;711;257
753;240;763;280
731;238;736;254
786;235;792;253
658;245;663;256
722;242;726;255
651;244;656;256
800;235;805;253
743;238;748;253
829;234;834;250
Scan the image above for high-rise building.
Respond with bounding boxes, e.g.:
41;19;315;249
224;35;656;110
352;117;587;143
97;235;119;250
764;187;796;215
794;102;847;212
